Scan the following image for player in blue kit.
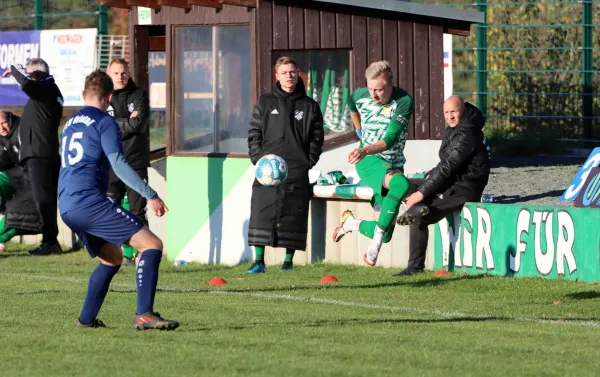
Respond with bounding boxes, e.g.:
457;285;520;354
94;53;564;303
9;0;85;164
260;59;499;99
59;70;178;330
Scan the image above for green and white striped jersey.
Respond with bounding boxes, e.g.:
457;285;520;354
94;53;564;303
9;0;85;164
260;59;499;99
348;87;413;168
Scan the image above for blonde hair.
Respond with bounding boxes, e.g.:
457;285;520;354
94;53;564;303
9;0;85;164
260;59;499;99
274;56;297;71
365;60;394;84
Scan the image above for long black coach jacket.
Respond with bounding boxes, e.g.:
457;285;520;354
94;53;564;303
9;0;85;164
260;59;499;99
109;78;150;169
247;78;324;251
418;102;491;201
0;112;43;232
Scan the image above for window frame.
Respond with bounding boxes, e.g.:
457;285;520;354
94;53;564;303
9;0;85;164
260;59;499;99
169;23;253;159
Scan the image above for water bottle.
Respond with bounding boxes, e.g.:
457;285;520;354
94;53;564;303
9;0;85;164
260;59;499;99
481;194;494;203
173;260;188;267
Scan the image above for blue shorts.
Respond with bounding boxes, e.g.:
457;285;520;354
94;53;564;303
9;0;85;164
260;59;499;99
61;199;145;258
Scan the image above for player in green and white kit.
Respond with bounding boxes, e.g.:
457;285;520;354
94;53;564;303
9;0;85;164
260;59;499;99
332;61;413;266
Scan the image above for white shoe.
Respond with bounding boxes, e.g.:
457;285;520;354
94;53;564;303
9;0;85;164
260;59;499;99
0;243;5;253
332;210;355;242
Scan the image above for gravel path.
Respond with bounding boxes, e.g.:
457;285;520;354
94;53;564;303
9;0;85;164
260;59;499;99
483;156;587;207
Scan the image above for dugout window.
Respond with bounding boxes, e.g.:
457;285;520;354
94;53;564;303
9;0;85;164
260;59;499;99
173;25;251;154
271;49;354;144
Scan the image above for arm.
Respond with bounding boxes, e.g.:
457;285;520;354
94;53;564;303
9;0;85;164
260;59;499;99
8;64;53;102
248;98;265;165
100;118;157;200
116;90;150;139
308;104;325;168
348;93;362;138
418;129;477;198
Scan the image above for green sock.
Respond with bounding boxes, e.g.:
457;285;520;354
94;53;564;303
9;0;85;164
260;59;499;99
255;245;265;262
0;227;21;244
377;174;410;231
284;248;295;263
122;244;137;259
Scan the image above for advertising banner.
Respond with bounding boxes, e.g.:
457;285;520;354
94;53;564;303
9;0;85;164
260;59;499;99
0;30;41;106
40;28;98;106
434;203;600;282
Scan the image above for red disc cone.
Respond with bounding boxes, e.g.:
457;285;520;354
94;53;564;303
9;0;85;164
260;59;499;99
434;270;450;277
208;277;227;285
320;275;339;283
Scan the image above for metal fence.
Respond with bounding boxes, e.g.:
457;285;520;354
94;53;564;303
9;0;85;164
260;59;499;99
96;34;130;70
415;0;599;143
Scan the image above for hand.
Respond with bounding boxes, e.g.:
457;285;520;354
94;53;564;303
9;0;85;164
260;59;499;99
347;148;366;165
404;191;424;209
2;67;11;78
129;110;139;118
425;174;430;180
148;197;168;217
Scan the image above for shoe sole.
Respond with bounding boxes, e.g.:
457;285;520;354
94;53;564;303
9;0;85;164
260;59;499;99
396;205;429;226
134;322;179;331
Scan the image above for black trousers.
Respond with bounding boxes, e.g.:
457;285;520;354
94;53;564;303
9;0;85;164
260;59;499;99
107;168;149;226
407;179;472;269
25;157;60;244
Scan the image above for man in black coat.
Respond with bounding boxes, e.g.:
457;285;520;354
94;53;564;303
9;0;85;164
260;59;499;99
106;58;150;264
394;95;491;276
0;111;43;251
2;58;63;255
246;56;324;273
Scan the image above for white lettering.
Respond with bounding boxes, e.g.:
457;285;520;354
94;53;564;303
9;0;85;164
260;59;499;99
462;207;474;268
533;210;554;276
0;43;40;69
556;211;577;275
475;207;494;270
511;209;531;272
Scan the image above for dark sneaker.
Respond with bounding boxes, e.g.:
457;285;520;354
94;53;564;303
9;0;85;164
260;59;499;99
396;203;429;226
74;319;106;328
29;242;63;256
392;267;425;277
280;261;293;272
133;312;179;330
246;261;266;274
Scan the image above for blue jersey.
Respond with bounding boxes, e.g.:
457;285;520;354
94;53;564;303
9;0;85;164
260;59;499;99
58;106;123;214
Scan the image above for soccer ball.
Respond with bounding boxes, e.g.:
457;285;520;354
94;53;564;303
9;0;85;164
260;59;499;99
255;154;288;186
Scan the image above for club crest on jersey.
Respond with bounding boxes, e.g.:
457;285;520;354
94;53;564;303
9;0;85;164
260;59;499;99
381;105;392;117
128;103;135;113
107;105;114;117
294;110;304;121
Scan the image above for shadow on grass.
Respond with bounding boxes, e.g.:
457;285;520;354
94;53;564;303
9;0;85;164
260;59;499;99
566;291;600;300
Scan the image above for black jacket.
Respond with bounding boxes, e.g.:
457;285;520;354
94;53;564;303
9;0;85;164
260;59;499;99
418;102;491;201
247;78;324;250
11;64;63;161
109;78;150;169
0;112;43;232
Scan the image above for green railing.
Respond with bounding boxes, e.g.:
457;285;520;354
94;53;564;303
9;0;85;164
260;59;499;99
415;0;599;144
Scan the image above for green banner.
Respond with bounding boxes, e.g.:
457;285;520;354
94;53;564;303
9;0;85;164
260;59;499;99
433;203;600;282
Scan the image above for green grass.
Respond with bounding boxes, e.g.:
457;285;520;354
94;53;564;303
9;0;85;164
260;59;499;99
2;243;600;377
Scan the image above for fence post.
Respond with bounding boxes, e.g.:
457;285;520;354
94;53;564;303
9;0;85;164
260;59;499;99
582;0;593;141
476;1;487;116
98;5;109;70
34;0;43;30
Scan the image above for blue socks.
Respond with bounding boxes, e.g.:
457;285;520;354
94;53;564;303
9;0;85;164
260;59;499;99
136;249;162;315
79;264;120;325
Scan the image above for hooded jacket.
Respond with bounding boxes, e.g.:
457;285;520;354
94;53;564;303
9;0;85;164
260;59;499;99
10;64;63;161
109;78;150;169
0;111;43;232
418;102;491;200
247;78;324;250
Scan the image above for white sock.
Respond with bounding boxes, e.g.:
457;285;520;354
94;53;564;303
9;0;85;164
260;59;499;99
367;226;384;258
343;217;362;232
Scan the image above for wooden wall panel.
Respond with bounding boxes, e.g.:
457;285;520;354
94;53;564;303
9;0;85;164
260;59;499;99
351;15;367;90
304;9;320;49
413;23;430;140
152;4;251;24
398;21;415;139
288;6;304;49
257;0;273;95
335;13;352;49
320;11;336;49
367;17;382;62
428;25;445;140
272;3;289;49
382;19;398;86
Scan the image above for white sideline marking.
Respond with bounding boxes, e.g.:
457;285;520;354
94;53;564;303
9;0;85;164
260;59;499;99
3;272;600;329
